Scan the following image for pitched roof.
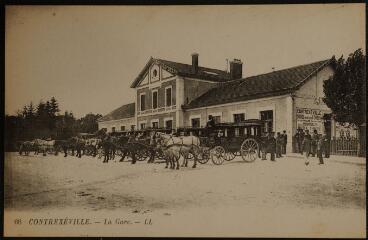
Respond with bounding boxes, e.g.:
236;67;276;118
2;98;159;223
98;103;135;122
130;57;231;88
184;59;332;109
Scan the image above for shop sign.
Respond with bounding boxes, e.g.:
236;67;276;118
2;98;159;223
296;108;329;133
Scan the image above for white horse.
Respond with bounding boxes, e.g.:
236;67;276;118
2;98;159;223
153;132;200;169
33;139;56;156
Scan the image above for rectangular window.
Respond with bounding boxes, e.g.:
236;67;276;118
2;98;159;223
260;110;273;133
140;123;146;130
191;118;201;128
165;87;172;107
152;121;159;129
235;128;240;136
120;126;125;131
233;113;245;123
213;116;221;124
130;125;135;131
111;127;116;132
140;94;146;111
152;90;158;109
165;120;173;129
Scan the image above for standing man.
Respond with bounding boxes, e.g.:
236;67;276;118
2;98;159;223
260;132;268;160
267;132;276;161
311;129;318;157
294;130;300;153
276;132;283;158
317;134;324;165
206;115;216;138
298;129;305;155
323;133;330;158
303;129;312;165
282;130;287;155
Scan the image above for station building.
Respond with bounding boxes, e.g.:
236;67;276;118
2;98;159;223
98;53;356;153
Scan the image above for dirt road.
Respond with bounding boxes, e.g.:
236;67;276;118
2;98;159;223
4;152;366;237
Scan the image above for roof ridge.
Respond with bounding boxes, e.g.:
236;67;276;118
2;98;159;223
186;58;333;109
154;57;229;74
227;58;331;84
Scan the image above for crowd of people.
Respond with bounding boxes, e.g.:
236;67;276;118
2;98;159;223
258;128;330;166
259;131;288;161
294;128;330;165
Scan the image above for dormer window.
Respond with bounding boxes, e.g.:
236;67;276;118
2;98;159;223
153;69;158;77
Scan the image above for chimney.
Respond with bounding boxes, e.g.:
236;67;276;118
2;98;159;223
191;53;198;73
230;58;243;79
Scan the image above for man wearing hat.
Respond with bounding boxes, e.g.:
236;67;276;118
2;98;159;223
267;132;276;161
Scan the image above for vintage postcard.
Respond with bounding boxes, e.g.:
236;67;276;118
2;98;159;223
4;4;366;237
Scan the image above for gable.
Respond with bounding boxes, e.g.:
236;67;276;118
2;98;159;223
296;65;334;98
136;61;177;88
150;64;160;83
139;73;149;86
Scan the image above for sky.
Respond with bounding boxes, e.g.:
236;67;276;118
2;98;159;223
5;4;365;118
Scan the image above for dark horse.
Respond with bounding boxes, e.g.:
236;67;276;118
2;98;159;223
18;141;34;156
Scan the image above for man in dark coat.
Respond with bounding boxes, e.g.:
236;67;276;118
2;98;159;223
260;132;268;160
276;132;283;158
206;115;216;128
323;134;330;158
303;130;312;165
317;134;324;164
282;130;287;154
205;115;216;138
311;129;319;157
267;132;276;161
296;128;305;155
294;131;300;153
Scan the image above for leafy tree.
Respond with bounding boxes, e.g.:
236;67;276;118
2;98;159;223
323;49;366;127
77;113;103;133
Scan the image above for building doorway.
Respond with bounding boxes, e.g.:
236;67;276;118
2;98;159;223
260;110;273;133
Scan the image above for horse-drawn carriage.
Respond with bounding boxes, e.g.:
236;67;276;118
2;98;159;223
176;119;265;165
106;128;172;162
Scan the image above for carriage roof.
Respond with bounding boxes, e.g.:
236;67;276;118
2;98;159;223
215;119;264;127
78;133;96;138
178;119;264;131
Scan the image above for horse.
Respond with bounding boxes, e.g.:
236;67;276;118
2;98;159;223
83;138;98;157
153;132;200;169
18;141;34;156
33;139;57;156
69;137;86;158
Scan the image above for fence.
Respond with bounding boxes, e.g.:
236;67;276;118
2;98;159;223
293;137;365;157
330;138;360;156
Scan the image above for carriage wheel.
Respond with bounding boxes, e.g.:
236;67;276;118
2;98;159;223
136;150;148;161
240;138;259;162
155;149;165;160
194;146;210;164
211;146;225;165
223;151;236;161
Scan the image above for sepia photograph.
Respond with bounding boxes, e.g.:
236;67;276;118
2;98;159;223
3;3;366;237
